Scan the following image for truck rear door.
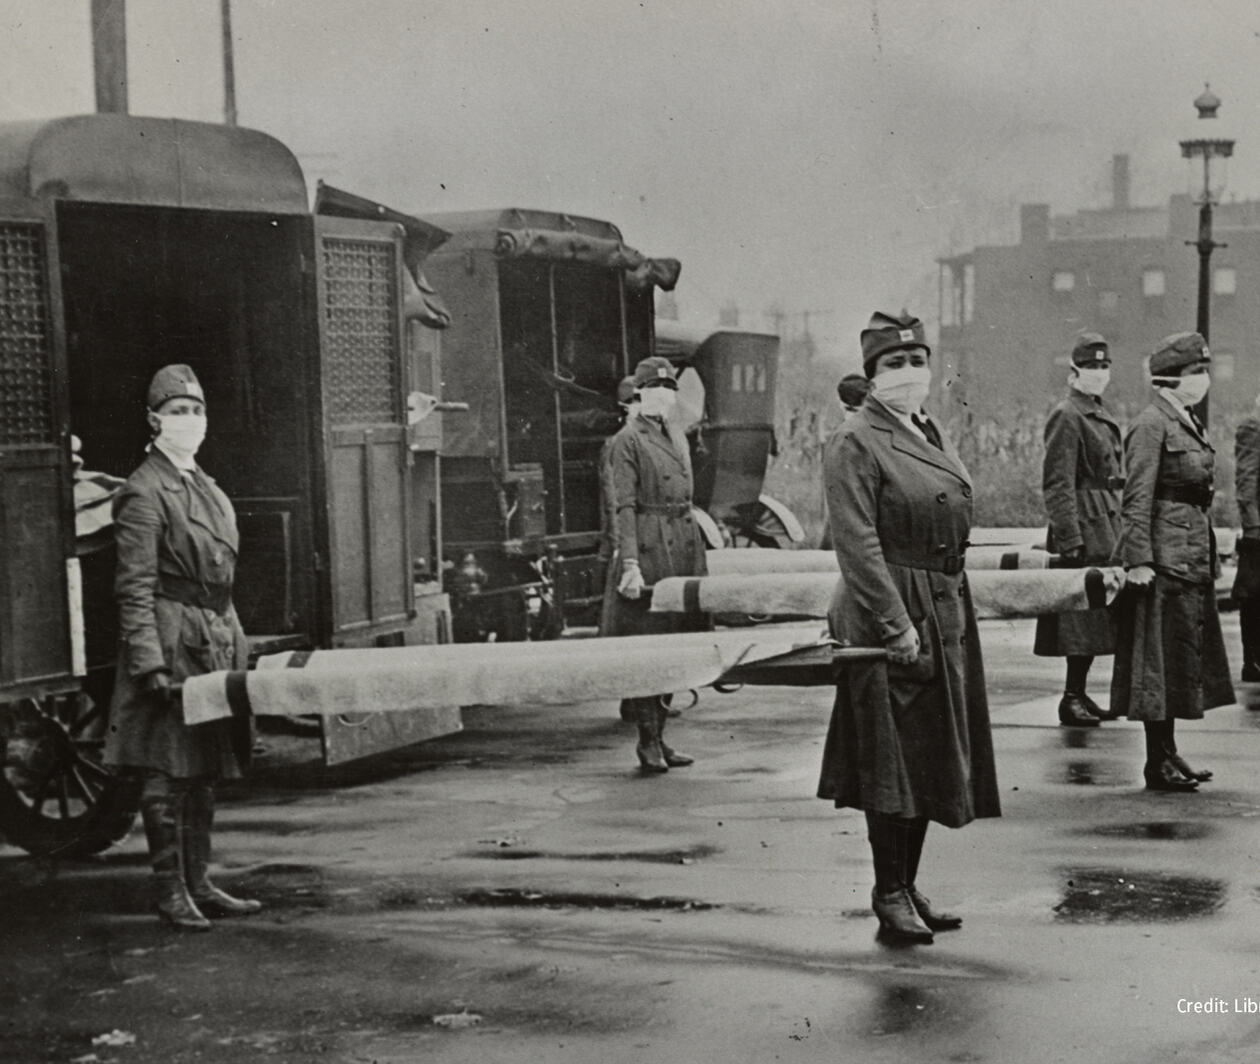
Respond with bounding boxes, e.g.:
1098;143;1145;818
313;216;414;645
0;212;77;699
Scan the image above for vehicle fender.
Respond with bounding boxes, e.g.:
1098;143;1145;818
693;507;726;550
757;494;806;544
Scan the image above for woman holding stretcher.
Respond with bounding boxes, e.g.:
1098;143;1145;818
818;310;1000;945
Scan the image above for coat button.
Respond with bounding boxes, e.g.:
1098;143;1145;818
936;543;948;553
936;492;947;503
933;589;946;601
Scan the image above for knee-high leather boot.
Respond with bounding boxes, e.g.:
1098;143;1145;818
140;778;210;931
902;818;961;931
865;812;933;943
183;783;262;917
657;701;693;768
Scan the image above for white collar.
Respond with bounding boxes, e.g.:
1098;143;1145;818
1156;387;1197;428
153;439;198;472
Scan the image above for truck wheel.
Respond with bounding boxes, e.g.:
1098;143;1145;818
0;692;140;857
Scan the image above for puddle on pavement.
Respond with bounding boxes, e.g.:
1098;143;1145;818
1081;820;1215;841
467;844;720;865
1053;867;1225;922
1051;759;1132;786
456;887;718;912
238;863;332;912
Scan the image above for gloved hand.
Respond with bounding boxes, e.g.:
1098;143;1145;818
618;561;645;600
885;624;920;666
1125;564;1156;587
140;670;174;707
1060;544;1086;568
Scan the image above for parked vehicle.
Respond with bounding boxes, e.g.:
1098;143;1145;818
420;209;681;639
0;114;457;856
654;319;804;549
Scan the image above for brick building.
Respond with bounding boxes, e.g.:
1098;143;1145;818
937;154;1260;425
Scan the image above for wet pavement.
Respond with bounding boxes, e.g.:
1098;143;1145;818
5;615;1260;1063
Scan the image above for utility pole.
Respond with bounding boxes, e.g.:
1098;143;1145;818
221;0;238;126
90;0;128;114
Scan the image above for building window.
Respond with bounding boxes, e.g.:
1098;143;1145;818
1099;290;1119;316
1142;268;1165;297
1215;266;1237;297
962;263;975;324
1052;270;1075;293
1213;351;1235;382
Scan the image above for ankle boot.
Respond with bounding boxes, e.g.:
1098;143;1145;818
636;722;669;773
1143;759;1199;792
907;886;962;931
141;794;211;931
183;785;262;917
1165;752;1212;782
657;708;693;767
871;888;934;944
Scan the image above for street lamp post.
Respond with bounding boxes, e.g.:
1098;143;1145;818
1179;84;1234;428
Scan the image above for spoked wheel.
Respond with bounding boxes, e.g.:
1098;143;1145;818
0;691;139;857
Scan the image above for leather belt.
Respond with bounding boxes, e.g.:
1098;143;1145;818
157;575;232;613
1154;485;1213;510
636;502;692;518
883;547;966;576
1080;476;1125;491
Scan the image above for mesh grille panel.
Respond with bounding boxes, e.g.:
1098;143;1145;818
322;237;399;424
0;223;53;445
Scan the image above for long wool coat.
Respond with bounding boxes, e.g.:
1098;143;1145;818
1109;393;1234;720
104;448;250;779
1034;389;1122;656
600;412;709;719
1233;414;1260;600
816;398;1000;828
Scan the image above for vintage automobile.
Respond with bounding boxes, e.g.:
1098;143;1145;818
0;114;459;856
654;319;804;550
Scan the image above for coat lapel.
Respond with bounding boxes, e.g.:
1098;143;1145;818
1071;390;1121;439
1155;390;1211;449
634;414;691;475
149;448;239;554
865;398;970;486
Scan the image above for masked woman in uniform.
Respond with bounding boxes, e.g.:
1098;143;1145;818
105;365;260;930
1034;333;1124;726
1110;332;1234;790
818;311;1000;944
602;357;709;772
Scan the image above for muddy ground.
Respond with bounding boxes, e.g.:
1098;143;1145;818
5;617;1260;1064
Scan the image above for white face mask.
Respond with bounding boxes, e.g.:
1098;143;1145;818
871;364;932;415
1071;367;1110;397
1155;373;1210;407
638;386;677;419
1172;373;1210;407
156;412;207;460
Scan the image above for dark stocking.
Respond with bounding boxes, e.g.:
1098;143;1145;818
1064;655;1093;695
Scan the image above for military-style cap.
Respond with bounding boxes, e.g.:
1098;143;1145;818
147;364;205;411
616;375;638;404
633;356;678;389
1149;332;1209;377
1071;332;1109;365
860;310;930;377
837;372;872;408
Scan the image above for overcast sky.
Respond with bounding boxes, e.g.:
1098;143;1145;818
3;0;1260;366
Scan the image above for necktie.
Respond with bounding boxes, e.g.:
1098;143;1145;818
1187;409;1206;438
912;413;943;450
